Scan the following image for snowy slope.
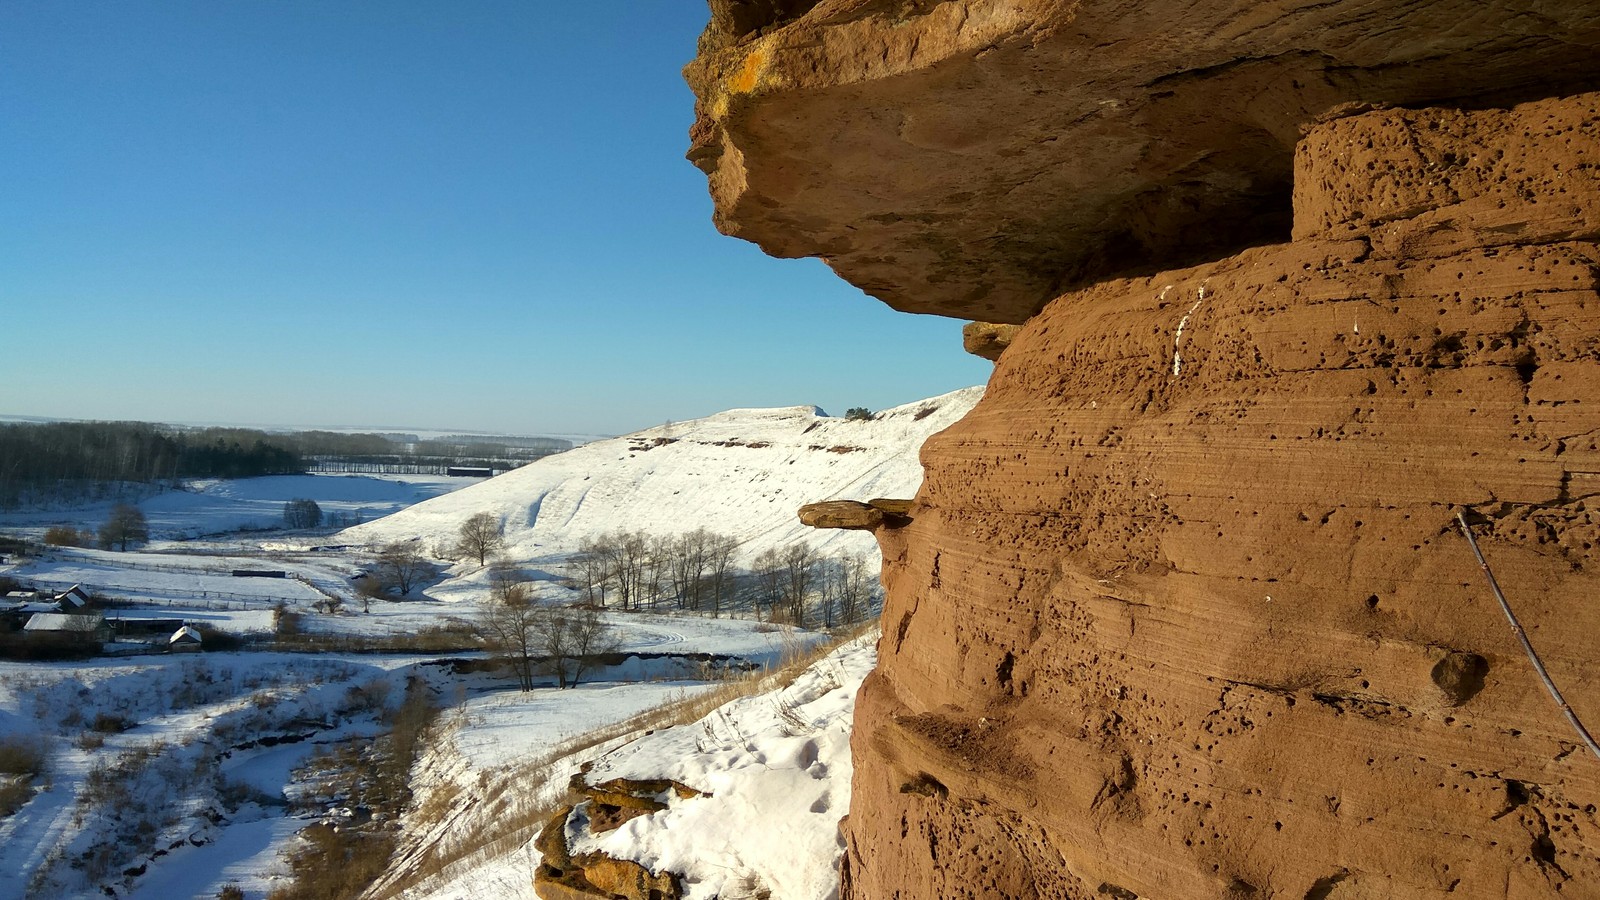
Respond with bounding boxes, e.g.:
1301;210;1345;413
337;388;982;571
388;632;877;900
573;633;876;900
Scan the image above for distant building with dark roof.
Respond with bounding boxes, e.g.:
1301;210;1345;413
23;612;110;647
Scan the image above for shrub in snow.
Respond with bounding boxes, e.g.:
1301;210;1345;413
0;734;46;777
43;525;88;547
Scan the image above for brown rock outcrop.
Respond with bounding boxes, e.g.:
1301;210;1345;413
534;779;692;900
835;94;1600;898
800;498;918;530
800;500;886;530
685;0;1600;323
963;322;1022;362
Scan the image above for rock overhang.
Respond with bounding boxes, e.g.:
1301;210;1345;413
685;0;1600;324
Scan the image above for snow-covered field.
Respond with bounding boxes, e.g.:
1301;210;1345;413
0;390;977;899
0;473;473;544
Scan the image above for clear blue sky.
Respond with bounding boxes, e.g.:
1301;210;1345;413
0;2;989;437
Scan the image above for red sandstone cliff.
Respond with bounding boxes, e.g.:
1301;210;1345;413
847;96;1600;898
688;2;1600;897
686;0;1600;324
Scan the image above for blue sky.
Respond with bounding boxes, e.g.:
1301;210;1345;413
0;2;989;437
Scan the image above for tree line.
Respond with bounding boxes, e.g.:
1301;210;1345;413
0;422;303;506
0;421;575;508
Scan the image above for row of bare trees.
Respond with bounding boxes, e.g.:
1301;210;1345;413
477;565;619;691
572;529;878;628
574;528;740;614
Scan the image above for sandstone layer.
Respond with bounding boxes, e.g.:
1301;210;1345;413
835;95;1600;898
685;0;1600;323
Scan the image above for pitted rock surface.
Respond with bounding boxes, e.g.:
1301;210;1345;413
685;0;1600;322
838;95;1600;898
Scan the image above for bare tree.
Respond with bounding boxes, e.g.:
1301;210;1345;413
375;541;429;597
541;605;620;689
591;530;652;611
355;577;384;613
283;498;323;529
477;580;540;691
703;532;739;618
98;503;148;551
644;535;672;610
818;559;839;629
618;530;653;611
665;529;708;611
779;542;820;627
830;551;876;626
454;512;505;568
572;540;612;606
752;546;787;622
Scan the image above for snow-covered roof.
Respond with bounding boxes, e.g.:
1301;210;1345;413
169;625;202;644
55;584;90;607
23;613;104;633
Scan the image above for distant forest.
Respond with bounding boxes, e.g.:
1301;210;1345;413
0;422;303;505
0;421;573;508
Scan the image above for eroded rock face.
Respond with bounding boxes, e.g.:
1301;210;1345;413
685;0;1600;323
842;95;1600;898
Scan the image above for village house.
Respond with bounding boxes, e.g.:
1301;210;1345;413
22;612;111;649
54;584;91;611
168;625;203;653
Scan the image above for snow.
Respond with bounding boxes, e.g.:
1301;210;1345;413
0;389;979;899
16;547;330;605
339;388;983;599
448;680;719;772
0;652;422;900
571;633;876;900
121;815;300;900
383;633;877;900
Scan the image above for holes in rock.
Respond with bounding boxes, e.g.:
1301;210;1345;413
1514;354;1539;385
1431;652;1489;706
997;651;1016;692
1532;832;1558;865
899;772;949;800
1497;779;1532;822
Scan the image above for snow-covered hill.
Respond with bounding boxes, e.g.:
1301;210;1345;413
337;387;982;577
